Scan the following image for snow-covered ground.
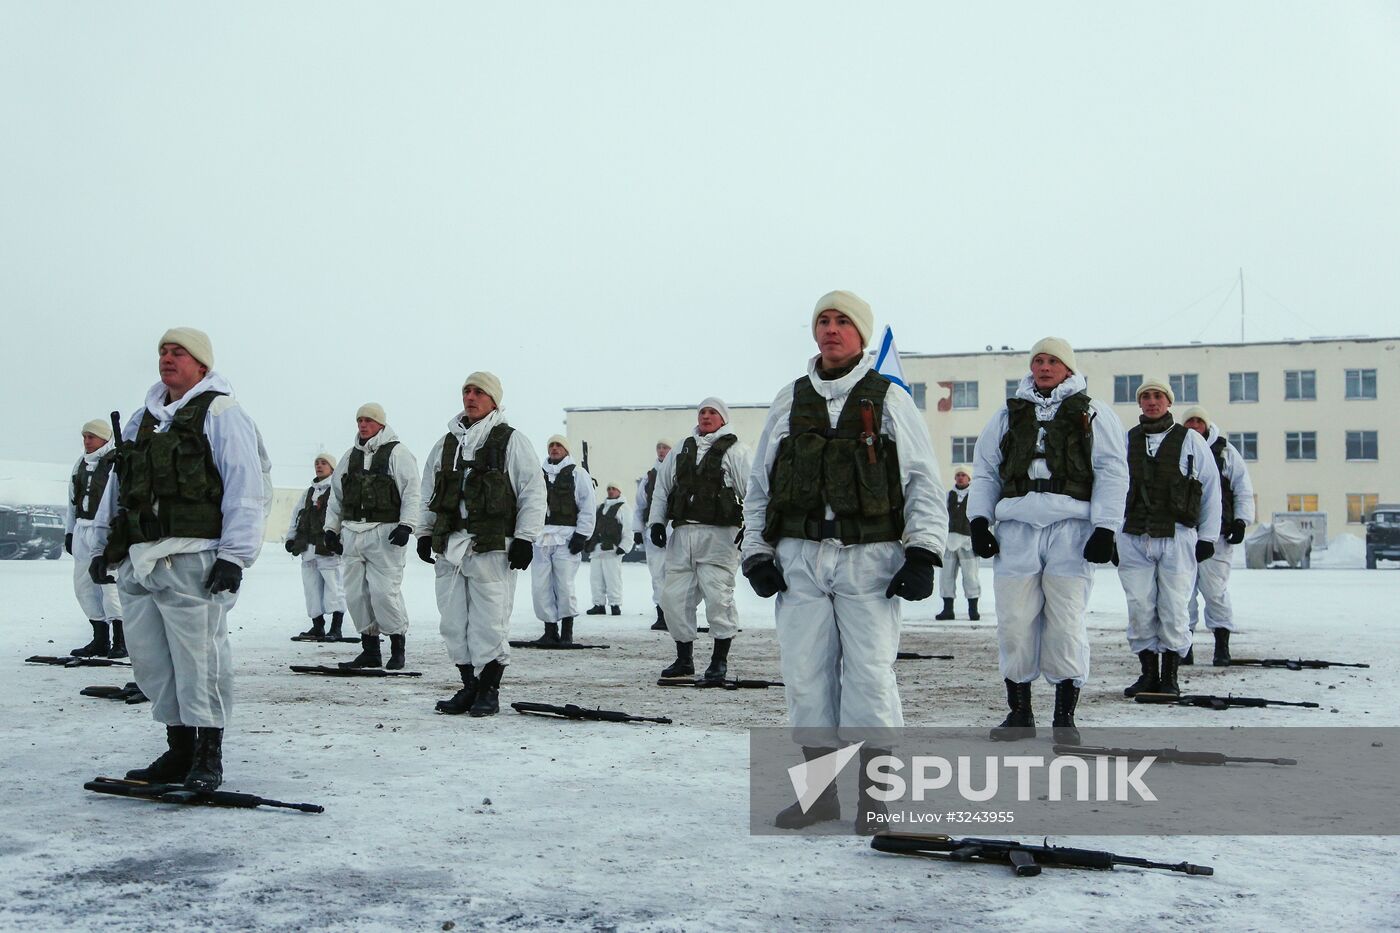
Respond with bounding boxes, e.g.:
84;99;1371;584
1;556;1397;931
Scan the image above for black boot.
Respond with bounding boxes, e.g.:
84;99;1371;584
662;640;695;678
108;620;127;659
534;622;560;646
125;725;196;783
469;660;504;717
435;664;477;714
586;605;606;615
702;638;731;685
1159;651;1181;696
610;605;621;616
299;615;327;639
1052;681;1081;745
327;612;344;639
1124;650;1160;697
966;598;980;621
651;606;667;631
71;620;110;657
774;746;842;829
854;747;891;836
1183;644;1195;665
1212;629;1231;667
184;727;224;791
386;634;406;670
339;634;382;669
990;679;1035;741
559;618;574;645
934;598;956;621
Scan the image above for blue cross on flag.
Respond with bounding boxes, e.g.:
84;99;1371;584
873;325;911;395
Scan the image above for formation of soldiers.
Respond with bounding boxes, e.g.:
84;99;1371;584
63;299;1256;834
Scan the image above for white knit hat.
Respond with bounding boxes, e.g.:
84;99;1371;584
356;402;387;425
81;418;112;441
314;451;338;470
698;397;731;425
547;434;569;452
656;438;672;449
1028;337;1077;374
462;371;503;407
158;327;214;370
952;464;973;479
812;290;874;348
1179;405;1211;425
1136;378;1174;405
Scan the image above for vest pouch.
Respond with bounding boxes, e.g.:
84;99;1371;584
427;470;455;514
772;434;826;513
476;470;513;518
821;439;862;516
1174;477;1203;527
175;440;216;500
147;435;182;498
853;439;894;519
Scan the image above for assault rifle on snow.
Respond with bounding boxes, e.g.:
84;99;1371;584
1229;658;1370;671
870;833;1213;877
897;652;955;660
656;676;784;689
1134;692;1319;710
80;682;149;704
289;665;422;677
511;702;672;724
508;640;610;650
1052;744;1297;766
26;655;131;668
85;777;323;813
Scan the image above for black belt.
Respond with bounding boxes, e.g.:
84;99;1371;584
1027;478;1067;494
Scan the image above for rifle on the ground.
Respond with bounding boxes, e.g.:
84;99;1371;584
1229;658;1370;671
897;652;955;660
511;701;671;725
80;682;149;704
26;655;131;668
85;777;323;813
871;833;1213;877
656;676;784;689
1052;744;1297;766
508;640;610;650
289;665;421;677
289;635;360;644
1135;692;1319;710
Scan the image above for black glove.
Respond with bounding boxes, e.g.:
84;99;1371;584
649;524;667;548
885;547;940;600
614;546;625;556
205;558;242;594
1082;527;1115;564
388;524;412;547
743;557;787;599
970;517;999;559
89;555;115;585
633;531;644;547
567;532;588;555
1195;540;1216;563
507;538;534;570
64;533;73;555
1225;519;1247;545
416;536;436;565
284;539;296;554
324;530;343;555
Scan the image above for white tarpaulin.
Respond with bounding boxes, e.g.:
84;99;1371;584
1245;520;1313;569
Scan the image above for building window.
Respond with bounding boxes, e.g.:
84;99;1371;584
1287;494;1319;513
1347;493;1380;524
1285;432;1316;461
1114;374;1143;404
1227;431;1258;461
1346;430;1379;461
951;436;977;463
1169;373;1199;403
1345;369;1377;400
1229;371;1259;403
1284;369;1316;401
950;381;979;410
909;382;927;411
1005;379;1021;400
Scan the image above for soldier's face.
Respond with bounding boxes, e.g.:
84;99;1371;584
357;417;383;440
1030;353;1071;390
954;470;971;489
607;486;621;499
656;443;671;460
463;385;497;422
548;442;568;460
1185;417;1209;436
82;432;105;455
314;458;333;479
158;343;207;394
1138;389;1171;420
697;407;725;435
814;310;863;364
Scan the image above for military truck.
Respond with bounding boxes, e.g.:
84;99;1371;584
1366;505;1400;569
0;505;65;559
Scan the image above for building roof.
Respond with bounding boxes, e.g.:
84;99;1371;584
564;403;770;413
899;335;1397;360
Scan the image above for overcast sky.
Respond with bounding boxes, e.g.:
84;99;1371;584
3;2;1398;484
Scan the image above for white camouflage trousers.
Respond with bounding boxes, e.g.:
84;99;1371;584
992;519;1093;686
341;525;410;636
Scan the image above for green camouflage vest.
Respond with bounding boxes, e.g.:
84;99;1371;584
595;500;624;550
426;424;517;553
764;370;905;544
668;434;743;528
106;391;225;561
291;484;332;556
342;441;401;523
1210;436;1236;529
72;452;117;521
1123;422;1203;538
946;488;971;536
544;464;579;526
997;391;1095;501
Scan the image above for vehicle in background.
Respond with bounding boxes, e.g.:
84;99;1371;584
1366;505;1400;569
0;506;65;559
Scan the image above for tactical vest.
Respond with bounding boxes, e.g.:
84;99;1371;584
291;485;332;556
1123;423;1203;538
643;468;658;511
106;391;225;561
668;434;744;528
72;452;117;521
997;391;1095;501
764;370;905;544
342;441;402;523
544;464;579;526
947;489;971;536
596;501;624;550
425;424;518;553
1210;436;1236;528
